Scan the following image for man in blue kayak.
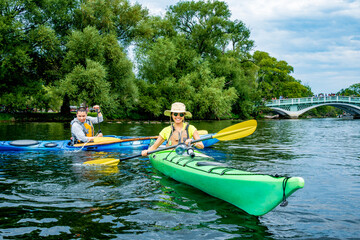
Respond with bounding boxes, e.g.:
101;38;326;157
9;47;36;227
71;105;103;145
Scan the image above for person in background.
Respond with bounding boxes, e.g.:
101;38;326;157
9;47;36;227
141;102;204;156
71;105;103;144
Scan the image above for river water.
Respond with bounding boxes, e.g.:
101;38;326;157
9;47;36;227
0;119;359;239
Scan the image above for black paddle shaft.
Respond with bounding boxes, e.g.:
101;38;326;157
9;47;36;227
96;109;102;134
119;135;213;161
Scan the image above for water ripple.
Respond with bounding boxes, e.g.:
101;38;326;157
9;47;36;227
1;119;360;239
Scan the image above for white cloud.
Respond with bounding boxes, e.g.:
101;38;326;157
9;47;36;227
227;0;360;93
228;0;359;22
287;45;360;93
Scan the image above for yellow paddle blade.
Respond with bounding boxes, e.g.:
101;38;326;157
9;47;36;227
83;158;120;166
73;137;119;147
197;130;208;135
93;137;119;143
213;120;257;141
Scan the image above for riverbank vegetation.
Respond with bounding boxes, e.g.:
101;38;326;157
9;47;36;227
1;0;348;121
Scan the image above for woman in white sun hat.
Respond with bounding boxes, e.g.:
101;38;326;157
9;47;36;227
141;102;204;156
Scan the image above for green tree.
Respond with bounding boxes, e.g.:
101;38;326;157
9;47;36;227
103;34;138;116
136;36;198;117
226;20;253;53
60;59;112;108
167;0;256;118
135;34;238;119
187;62;238;119
1;0;147;116
167;0;254;58
73;0;148;46
0;0;77;111
58;0;148;117
60;26;137;118
211;53;259;118
338;83;360;96
253;51;312;100
135;0;255;119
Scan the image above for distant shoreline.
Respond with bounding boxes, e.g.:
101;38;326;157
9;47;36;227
0;112;341;123
0;112;74;122
0;112;240;123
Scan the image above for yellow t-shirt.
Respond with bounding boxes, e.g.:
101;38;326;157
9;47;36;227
159;123;197;140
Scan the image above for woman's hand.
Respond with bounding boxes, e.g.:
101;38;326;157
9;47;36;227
141;150;148;156
191;131;204;149
185;139;203;149
185;139;193;146
141;136;164;157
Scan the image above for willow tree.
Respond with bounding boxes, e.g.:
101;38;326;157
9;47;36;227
0;0;76;111
59;0;148;117
59;26;136;118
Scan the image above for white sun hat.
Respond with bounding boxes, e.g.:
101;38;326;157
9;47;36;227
164;102;192;118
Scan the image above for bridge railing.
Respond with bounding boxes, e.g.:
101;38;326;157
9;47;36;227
265;96;360;107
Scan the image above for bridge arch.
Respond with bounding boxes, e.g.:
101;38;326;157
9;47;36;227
265;96;360;118
271;103;360;118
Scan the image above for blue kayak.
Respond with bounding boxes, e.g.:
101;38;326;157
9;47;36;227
0;134;219;152
0;138;149;152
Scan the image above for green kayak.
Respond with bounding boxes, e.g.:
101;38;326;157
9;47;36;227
149;149;304;216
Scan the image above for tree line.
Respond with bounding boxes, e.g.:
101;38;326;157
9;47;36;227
1;0;314;120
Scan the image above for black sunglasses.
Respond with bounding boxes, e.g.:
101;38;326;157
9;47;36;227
173;113;185;117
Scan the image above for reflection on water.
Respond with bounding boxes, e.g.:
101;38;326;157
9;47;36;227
1;119;360;239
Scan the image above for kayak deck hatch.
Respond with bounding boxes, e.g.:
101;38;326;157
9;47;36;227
9;140;39;146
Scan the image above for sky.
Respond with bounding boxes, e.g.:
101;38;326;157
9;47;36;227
129;0;360;95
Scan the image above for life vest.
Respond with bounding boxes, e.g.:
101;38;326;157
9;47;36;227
166;123;190;147
70;118;94;144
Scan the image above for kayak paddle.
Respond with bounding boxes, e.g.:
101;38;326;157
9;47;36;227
83;120;257;165
96;109;102;135
73;136;158;147
74;131;208;147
